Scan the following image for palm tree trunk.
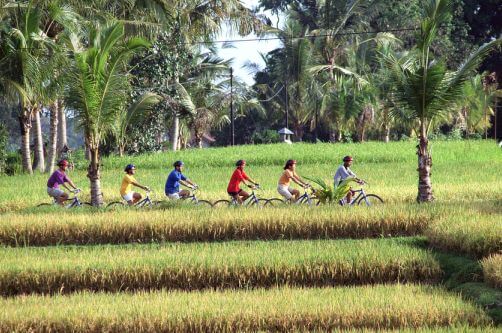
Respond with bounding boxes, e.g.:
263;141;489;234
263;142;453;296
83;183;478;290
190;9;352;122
417;124;434;203
87;147;103;206
33;108;45;173
84;137;91;160
171;114;179;151
18;110;33;174
57;101;67;153
47;101;59;174
383;125;390;143
118;144;125;157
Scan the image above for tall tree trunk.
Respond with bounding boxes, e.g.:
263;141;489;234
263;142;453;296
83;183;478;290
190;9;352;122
118;144;125;157
84;137;91;160
171;114;179;151
417;123;434;203
32;108;45;173
57;101;67;153
18;110;33;174
47;101;59;174
383;124;390;143
88;147;103;206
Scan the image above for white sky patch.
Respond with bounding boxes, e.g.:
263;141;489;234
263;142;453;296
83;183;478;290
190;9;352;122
217;0;284;86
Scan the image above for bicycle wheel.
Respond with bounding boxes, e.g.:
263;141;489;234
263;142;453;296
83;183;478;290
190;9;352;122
36;203;53;208
265;198;286;207
250;198;268;207
195;200;213;208
357;194;384;206
212;199;232;208
107;201;125;209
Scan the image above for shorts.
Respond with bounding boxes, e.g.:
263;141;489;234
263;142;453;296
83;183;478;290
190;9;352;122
47;187;65;198
227;189;243;196
277;184;294;200
122;192;134;202
167;192;180;200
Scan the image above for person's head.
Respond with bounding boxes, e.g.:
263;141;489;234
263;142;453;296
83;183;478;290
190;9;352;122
173;160;184;171
343;155;353;167
57;159;69;171
124;164;136;175
236;159;246;169
284;159;297;170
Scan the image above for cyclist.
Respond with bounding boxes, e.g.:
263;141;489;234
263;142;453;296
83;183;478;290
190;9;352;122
46;159;80;206
165;161;197;199
227;159;259;204
334;156;364;204
121;164;150;205
277;159;309;202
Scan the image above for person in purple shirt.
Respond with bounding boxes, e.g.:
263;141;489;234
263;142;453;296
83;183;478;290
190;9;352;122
47;159;79;205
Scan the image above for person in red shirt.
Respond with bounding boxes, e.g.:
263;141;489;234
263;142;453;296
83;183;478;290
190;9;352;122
227;160;259;204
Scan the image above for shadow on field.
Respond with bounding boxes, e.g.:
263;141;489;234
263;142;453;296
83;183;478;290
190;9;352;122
404;238;502;325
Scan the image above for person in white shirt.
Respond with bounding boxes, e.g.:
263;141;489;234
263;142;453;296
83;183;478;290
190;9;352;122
334;156;363;204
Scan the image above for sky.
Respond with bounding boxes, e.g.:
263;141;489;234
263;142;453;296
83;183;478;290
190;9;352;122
217;0;283;85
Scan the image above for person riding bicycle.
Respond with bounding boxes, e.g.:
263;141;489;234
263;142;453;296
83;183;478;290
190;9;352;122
47;159;80;206
227;159;259;204
165;161;197;200
334;156;364;204
121;164;150;205
277;159;309;202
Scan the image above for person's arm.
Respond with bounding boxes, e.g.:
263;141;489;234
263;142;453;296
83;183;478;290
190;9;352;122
292;175;308;187
180;179;197;188
63;176;78;192
132;181;149;191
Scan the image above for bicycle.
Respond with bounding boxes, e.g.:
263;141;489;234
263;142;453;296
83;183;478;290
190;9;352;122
212;185;268;208
265;185;317;207
340;182;384;206
37;189;90;208
106;190;160;209
175;186;213;207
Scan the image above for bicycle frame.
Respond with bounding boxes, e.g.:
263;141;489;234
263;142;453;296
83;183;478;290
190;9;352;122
134;192;153;207
348;188;367;206
294;188;314;205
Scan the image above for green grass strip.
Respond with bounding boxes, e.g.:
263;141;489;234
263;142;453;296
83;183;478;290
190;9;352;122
425;214;502;258
0;238;441;295
0;206;433;246
0;285;492;332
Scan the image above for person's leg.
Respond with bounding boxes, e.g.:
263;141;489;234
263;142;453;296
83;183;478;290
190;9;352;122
346;189;353;205
57;192;69;206
278;185;293;202
132;192;142;204
238;190;250;204
179;189;190;198
291;188;300;201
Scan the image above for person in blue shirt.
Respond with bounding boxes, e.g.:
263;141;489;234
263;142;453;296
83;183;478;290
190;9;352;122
165;161;197;199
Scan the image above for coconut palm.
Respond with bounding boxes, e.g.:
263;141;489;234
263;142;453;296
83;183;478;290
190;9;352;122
0;1;56;173
66;22;150;206
385;0;501;202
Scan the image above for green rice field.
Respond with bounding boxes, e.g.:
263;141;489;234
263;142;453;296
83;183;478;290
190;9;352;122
0;140;500;331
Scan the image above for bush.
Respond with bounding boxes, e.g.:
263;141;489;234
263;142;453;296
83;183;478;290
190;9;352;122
251;129;280;144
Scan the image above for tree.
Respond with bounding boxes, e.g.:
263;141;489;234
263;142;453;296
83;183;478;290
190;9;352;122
66;22;149;206
0;1;55;173
385;0;501;202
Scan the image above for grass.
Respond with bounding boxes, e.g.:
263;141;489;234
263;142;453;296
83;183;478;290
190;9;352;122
425;213;502;258
0;141;501;211
0;205;434;246
0;285;492;332
482;254;502;289
0;237;442;296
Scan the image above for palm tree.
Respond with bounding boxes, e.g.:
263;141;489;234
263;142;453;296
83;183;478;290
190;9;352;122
456;73;501;137
112;92;161;156
385;0;501;202
0;1;55;173
66;22;150;206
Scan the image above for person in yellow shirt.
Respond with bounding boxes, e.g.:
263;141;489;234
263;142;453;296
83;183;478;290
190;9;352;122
277;159;309;202
120;164;150;205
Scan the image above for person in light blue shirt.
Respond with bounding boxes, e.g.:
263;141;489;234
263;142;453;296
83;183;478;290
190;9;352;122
334;156;363;204
165;161;197;199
